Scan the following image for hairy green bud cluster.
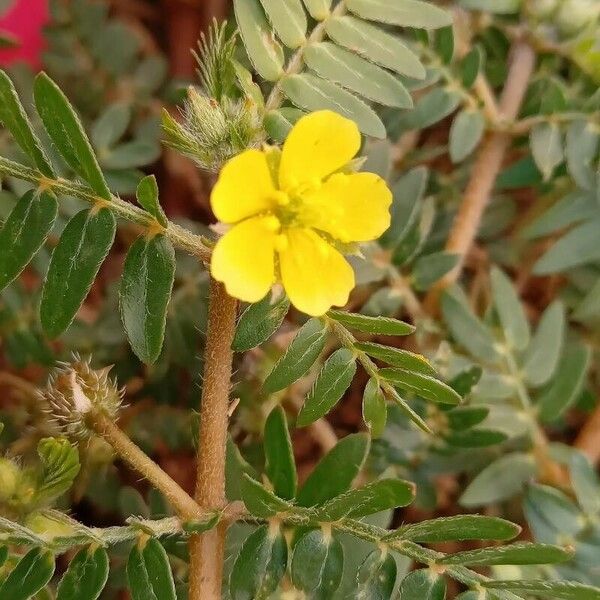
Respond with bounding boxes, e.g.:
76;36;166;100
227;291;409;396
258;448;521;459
528;0;600;36
42;356;123;440
162;87;262;172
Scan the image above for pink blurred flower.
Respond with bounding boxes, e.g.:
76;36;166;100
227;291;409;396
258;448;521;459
0;0;49;69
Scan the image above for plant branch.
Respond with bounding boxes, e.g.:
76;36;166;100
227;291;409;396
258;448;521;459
424;40;536;311
574;403;600;466
189;278;238;600
0;156;212;262
92;412;203;520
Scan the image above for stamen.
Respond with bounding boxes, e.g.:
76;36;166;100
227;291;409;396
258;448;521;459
264;215;282;232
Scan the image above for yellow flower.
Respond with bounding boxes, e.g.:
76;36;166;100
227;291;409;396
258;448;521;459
210;110;393;316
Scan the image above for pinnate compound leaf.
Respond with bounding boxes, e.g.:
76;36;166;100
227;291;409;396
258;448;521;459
297;433;369;507
0;547;55;600
346;0;452;29
57;546;110;600
230;524;288;600
398;569;446;600
136;175;167;227
126;538;176;600
41;207;116;338
297;348;357;426
264;407;297;500
325;16;425;79
329;311;414;336
388;515;520;543
233;293;290;352
0;190;57;291
0;70;54;176
291;529;344;599
120;234;176;364
234;0;284;82
264;318;327;392
280;73;386;138
34;73;111;200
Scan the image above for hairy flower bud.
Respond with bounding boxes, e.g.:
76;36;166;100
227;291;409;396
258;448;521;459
42;356;123;440
0;458;20;503
556;0;600;36
528;0;559;18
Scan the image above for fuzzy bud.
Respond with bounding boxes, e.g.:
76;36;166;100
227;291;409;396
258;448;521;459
556;0;600;36
0;458;20;503
528;0;559;18
42;356;123;440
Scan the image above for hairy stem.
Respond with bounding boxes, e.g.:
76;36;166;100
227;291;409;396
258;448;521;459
189;279;238;600
425;40;536;311
93;412;203;519
0;157;212;262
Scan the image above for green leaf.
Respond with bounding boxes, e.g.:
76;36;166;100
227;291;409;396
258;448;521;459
439;543;572;566
434;25;454;64
230;524;288;600
445;428;507;448
120;234;176;364
264;108;305;142
259;0;307;48
441;290;500;363
233;293;290;352
0;547;55;600
0;546;7;568
325;16;425;79
569;452;600;515
346;0;452;28
56;546;110;600
40;207;116;338
448;366;482;396
280;73;386;138
264;318;327;393
302;0;332;20
356;342;435;375
0;190;57;291
136;175;167;227
530;122;563;180
264;407;297;500
34;73;111;200
329;311;415;336
460;46;483;88
126;538;176;600
398;569;446;600
459;0;521;12
412;252;460;290
381;368;461;405
449;109;485;163
446;405;488;430
91;103;131;150
36;437;80;505
389;515;520;543
241;474;293;518
304;42;412;108
401;88;461;130
291;529;344;599
533;218;600;274
460;452;536;507
297;433;369;507
386;386;432;434
391;196;435;266
491;266;530;352
522;300;565;388
538;341;590;422
362;377;387;438
357;549;397;600
234;0;284;81
482;580;600;600
316;478;414;520
297;348;357;426
0;70;54;177
566;120;599;189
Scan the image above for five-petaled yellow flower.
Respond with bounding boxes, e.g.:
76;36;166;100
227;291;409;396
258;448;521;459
210;110;393;316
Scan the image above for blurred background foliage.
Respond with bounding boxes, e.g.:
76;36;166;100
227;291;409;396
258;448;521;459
0;0;600;598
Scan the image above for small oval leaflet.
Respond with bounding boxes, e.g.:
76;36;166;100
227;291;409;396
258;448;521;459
126;537;177;600
56;546;110;600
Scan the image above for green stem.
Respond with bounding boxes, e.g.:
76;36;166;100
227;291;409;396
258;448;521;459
0;156;212;262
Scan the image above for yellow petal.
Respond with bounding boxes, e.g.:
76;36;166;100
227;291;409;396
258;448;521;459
211;149;276;223
211;216;278;302
279;111;361;191
279;228;354;316
303;172;392;243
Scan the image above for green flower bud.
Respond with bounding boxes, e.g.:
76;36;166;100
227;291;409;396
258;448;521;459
528;0;559;18
43;356;123;440
556;0;600;36
0;458;20;503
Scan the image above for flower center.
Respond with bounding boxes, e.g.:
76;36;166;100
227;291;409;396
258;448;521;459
268;180;323;229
